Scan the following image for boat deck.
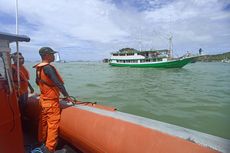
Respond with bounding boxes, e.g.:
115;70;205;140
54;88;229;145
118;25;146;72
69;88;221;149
22;118;82;153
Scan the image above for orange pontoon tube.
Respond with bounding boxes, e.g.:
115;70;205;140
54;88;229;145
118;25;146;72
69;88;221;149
26;95;230;153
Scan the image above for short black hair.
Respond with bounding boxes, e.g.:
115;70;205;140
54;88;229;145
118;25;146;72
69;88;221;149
11;52;22;59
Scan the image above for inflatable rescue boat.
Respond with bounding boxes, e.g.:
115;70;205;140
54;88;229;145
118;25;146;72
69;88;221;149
1;32;230;153
26;95;230;153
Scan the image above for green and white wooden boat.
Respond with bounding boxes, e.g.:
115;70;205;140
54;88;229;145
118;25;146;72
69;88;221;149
109;48;198;68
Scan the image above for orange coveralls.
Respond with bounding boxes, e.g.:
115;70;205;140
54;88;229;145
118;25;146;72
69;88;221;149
12;64;29;96
34;62;64;152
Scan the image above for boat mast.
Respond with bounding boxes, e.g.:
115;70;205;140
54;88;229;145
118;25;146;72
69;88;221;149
168;11;173;59
16;0;19;35
139;26;142;51
168;34;173;58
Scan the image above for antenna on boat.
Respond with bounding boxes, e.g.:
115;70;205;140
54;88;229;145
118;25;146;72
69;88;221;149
15;0;20;92
139;26;143;51
168;9;173;59
15;0;19;35
168;33;173;58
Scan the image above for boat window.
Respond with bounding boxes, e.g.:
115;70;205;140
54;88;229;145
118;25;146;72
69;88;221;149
130;60;137;63
0;52;14;93
151;59;156;62
0;53;6;80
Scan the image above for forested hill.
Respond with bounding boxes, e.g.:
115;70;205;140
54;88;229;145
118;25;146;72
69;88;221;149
197;52;230;62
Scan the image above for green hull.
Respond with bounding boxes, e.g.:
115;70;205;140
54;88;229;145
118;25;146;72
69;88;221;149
109;57;196;68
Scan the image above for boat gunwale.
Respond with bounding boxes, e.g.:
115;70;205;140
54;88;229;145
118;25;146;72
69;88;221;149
68;103;230;153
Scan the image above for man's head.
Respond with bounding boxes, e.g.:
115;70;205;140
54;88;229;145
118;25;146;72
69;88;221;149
11;52;24;65
39;47;57;62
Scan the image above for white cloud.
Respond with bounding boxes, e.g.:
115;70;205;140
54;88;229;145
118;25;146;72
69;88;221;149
0;0;229;61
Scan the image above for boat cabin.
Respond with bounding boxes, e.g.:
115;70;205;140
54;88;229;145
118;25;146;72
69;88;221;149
109;49;172;66
0;32;30;153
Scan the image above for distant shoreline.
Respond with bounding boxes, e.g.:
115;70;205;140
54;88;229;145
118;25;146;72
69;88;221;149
196;51;230;62
24;51;230;63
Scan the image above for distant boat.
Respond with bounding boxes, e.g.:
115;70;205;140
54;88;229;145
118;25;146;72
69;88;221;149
55;52;66;63
102;58;109;63
221;58;230;63
109;49;199;68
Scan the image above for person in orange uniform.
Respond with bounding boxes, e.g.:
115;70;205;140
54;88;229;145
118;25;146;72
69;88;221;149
11;52;34;116
34;47;70;153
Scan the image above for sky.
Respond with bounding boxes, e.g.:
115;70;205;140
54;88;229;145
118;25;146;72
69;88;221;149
0;0;230;61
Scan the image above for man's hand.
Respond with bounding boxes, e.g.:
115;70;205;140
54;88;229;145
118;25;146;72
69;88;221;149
30;88;34;94
64;96;76;104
